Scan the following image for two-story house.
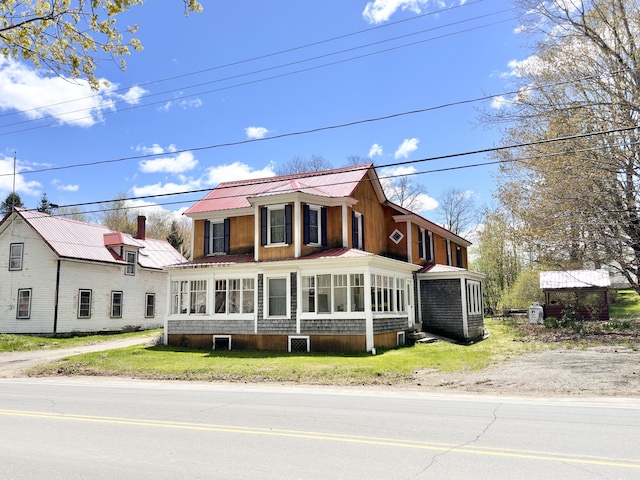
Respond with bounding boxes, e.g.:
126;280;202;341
164;164;485;352
0;209;186;334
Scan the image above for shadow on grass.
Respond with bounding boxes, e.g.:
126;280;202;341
145;345;388;359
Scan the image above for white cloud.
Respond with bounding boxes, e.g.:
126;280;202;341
394;138;420;159
131;179;202;197
415;193;439;212
490;95;507;109
205;161;276;185
245;126;270;139
362;0;430;24
368;143;383;157
0;155;41;197
0;59;149;127
51;179;79;192
139;150;198;174
157;95;202;112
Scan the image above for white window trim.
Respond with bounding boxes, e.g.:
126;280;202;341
353;211;363;250
288;335;310;353
397;331;406;346
16;288;31;319
212;335;232;350
307;204;323;246
389;229;404;245
369;271;413;316
212;277;256;318
467;280;483;315
264;274;290;319
267;204;287;246
209;220;226;255
9;243;24;271
125;250;136;275
419;229;434;262
145;293;155;318
299;272;366;318
78;289;92;318
111;291;123;318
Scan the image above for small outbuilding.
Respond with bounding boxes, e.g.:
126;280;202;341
539;269;611;321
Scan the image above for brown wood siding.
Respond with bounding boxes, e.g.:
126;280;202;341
230;215;254;255
326;206;343;248
350;180;386;254
193;219;205;260
384;208;407;261
433;232;448;265
168;334;367;352
411;224;421;266
374;331;402;348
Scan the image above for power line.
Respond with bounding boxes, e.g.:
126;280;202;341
0;13;516;136
0;0;487;122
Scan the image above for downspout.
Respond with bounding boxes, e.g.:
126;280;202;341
53;260;61;333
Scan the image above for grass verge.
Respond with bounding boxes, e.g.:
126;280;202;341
610;289;640;318
29;320;540;385
0;329;160;353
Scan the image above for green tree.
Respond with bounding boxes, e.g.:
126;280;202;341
0;0;202;90
485;0;640;292
167;219;184;252
500;269;544;310
473;209;523;314
36;192;53;214
0;192;24;216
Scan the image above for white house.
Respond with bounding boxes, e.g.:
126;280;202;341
0;208;186;334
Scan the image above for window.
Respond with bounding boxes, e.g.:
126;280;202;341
267;277;287;317
418;229;433;262
389;229;404;245
125;251;136;275
213;278;254;314
370;274;403;313
467;280;483;315
352;211;364;250
303;205;327;246
456;246;463;268
78;290;92;318
111;291;123;318
145;293;155;318
302;273;364;314
171;281;189;314
350;274;365;312
9;243;23;271
16;289;31;319
446;239;452;266
204;219;230;255
190;280;207;314
261;205;292;246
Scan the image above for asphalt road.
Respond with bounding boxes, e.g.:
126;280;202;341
1;378;639;479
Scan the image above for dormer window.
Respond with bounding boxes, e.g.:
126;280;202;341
261;205;292;246
303;205;327;246
125;251;136;275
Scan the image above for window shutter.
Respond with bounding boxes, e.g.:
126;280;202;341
224;218;230;253
456;246;463;267
360;214;365;250
260;207;267;246
285;204;292;245
204;220;210;255
321;207;327;247
418;229;424;259
303;204;310;244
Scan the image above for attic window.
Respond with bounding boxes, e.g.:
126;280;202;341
125;251;136;275
389;229;404;245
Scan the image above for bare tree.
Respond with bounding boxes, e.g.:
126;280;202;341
383;175;428;212
435;188;479;236
276;155;332;175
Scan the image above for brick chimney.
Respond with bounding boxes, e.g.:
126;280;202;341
135;215;146;240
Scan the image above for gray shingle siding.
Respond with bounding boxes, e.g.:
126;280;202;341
420;278;464;338
467;313;484;338
301;318;366;334
167;319;254;334
373;317;409;334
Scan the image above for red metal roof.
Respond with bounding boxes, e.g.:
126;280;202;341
12;209;186;269
185;163;373;215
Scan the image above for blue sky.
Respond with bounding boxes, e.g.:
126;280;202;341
0;0;525;223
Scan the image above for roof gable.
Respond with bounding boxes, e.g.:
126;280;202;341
8;209;185;269
185;163;378;215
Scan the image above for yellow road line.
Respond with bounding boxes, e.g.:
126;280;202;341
1;408;639;469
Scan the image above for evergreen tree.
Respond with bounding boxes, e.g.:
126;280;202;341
167;220;184;253
36;192;53;214
0;192;24;216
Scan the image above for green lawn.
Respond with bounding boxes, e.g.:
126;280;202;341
0;329;160;353
29;320;539;385
610;289;640;318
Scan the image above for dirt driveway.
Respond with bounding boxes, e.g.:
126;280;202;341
0;335;157;378
411;346;640;397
